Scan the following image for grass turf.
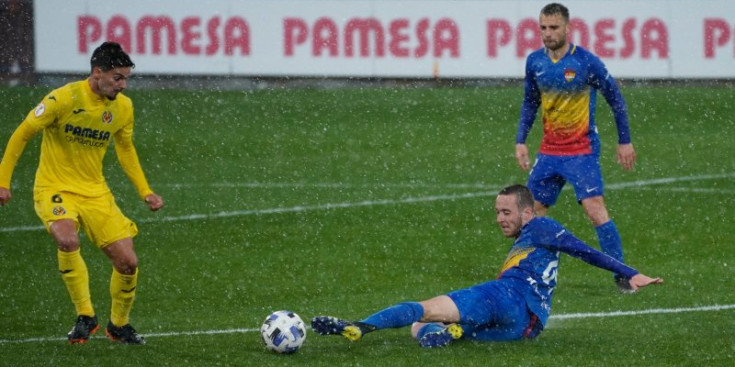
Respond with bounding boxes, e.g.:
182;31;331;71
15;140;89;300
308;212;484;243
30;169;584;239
0;84;733;366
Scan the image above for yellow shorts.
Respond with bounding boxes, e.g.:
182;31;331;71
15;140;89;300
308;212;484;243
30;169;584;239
34;189;138;248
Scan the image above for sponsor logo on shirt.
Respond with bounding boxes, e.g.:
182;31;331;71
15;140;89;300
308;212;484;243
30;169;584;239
64;123;111;147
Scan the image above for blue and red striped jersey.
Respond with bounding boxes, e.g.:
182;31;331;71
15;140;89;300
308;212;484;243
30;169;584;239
516;44;631;156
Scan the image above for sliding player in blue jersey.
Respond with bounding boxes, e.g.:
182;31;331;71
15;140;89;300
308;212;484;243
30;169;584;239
311;185;662;348
514;3;637;292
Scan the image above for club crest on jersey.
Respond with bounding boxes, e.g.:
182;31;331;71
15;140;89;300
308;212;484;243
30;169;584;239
564;69;576;82
101;111;113;124
34;103;46;117
52;206;67;216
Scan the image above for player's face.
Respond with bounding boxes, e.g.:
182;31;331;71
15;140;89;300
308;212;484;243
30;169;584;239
539;13;568;51
495;194;523;238
91;66;131;100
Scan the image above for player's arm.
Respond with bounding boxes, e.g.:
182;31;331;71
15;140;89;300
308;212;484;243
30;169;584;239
589;57;636;170
0;121;40;185
0;110;51;205
113;121;163;211
555;232;638;277
548;229;662;291
515;58;541;171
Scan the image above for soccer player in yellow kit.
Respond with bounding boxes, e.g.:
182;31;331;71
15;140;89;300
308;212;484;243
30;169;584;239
0;42;163;345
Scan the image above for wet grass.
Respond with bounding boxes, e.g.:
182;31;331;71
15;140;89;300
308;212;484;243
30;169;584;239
1;84;734;366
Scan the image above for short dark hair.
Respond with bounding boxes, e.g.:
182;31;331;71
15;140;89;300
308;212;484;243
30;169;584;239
498;184;535;211
90;42;135;72
540;3;570;22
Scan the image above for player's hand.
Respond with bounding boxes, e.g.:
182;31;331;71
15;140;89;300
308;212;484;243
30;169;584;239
515;144;531;171
617;143;636;171
145;193;164;212
628;273;663;292
0;187;11;206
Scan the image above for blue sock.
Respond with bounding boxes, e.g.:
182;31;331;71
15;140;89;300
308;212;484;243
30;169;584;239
596;220;625;264
360;302;424;330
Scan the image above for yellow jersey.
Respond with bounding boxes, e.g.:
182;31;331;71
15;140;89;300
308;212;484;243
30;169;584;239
0;79;153;200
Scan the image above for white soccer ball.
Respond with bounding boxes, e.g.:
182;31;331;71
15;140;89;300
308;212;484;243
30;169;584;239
260;310;307;354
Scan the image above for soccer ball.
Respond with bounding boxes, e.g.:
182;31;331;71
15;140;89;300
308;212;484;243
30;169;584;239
260;310;307;354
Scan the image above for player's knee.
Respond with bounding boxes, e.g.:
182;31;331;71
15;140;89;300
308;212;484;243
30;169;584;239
582;198;610;225
54;236;80;252
52;231;79;252
115;256;138;275
50;220;80;251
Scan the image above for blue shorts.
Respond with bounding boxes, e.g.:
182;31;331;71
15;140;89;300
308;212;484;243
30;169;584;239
447;280;542;341
527;153;604;207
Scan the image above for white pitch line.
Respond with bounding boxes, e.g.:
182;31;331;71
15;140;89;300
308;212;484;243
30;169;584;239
1;304;733;345
2;173;733;233
605;172;735;189
0;191;499;232
154;172;735;191
549;303;735;320
633;187;735;194
157;182;497;190
145;328;257;337
145;190;498;224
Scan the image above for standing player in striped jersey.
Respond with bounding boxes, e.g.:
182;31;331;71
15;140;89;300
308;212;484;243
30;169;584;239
0;42;163;344
311;185;662;348
514;3;636;292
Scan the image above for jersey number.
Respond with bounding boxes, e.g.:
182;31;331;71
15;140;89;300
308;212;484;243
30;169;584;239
542;260;559;285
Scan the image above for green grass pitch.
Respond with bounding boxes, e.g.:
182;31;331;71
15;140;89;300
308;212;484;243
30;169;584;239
0;83;733;366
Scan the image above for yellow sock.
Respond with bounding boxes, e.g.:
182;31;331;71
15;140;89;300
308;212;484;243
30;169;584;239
110;268;138;326
57;249;94;317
